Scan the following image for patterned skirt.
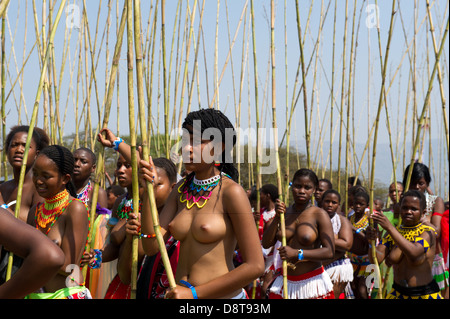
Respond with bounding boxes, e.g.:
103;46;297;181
386;280;443;299
25;286;92;299
268;266;334;299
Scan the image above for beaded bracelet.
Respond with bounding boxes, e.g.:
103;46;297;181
90;249;103;269
139;232;157;239
113;137;123;151
298;249;304;261
180;280;198;299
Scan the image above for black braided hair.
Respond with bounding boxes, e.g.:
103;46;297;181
39;145;78;197
182;108;238;182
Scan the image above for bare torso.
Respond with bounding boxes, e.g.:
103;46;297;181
168;178;241;298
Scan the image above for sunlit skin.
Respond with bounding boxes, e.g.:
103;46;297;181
0;132;43;222
96;125;264;299
262;174;334;279
0;209;65;299
27;154;89;293
368;196;436;289
138;126;264;299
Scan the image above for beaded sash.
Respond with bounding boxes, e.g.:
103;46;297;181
116;193;141;219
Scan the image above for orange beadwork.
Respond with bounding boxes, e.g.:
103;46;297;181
36;189;70;230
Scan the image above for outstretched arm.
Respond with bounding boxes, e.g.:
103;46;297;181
0;209;65;299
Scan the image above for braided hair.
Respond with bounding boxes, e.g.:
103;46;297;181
182;108;239;182
39;145;78;197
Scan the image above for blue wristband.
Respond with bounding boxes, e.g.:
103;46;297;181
180;280;198;299
298;249;304;261
113;137;123;151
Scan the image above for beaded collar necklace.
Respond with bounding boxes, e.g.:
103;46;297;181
35;189;70;234
77;180;92;205
350;210;370;232
178;172;229;209
116;192;141;219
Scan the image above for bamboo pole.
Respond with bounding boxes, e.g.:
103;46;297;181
404;16;449;191
337;0;348;194
134;0;176;293
369;0;397;299
126;0;140;300
329;1;337;184
250;0;263;298
1;16;6;181
295;0;311;170
270;0;288;300
344;0;357;215
82;0;128;282
5;0;67;282
426;0;449;166
0;0;11;18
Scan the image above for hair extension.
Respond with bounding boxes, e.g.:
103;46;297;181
39;145;77;197
5;125;50;152
182;108;238;182
153;157;178;184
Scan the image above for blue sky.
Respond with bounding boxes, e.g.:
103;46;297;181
2;0;449;194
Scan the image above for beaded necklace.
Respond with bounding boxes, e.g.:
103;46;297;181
350;209;370;233
382;222;436;251
178;172;229;209
35;189;70;233
76;180;92;205
116;193;141;219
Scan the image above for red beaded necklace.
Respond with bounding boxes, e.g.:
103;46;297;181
35;189;70;234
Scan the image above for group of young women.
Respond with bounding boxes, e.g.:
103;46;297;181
0;108;448;300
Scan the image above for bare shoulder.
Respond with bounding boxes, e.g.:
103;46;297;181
67;198;89;215
306;205;328;216
221;176;246;199
339;214;352;226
